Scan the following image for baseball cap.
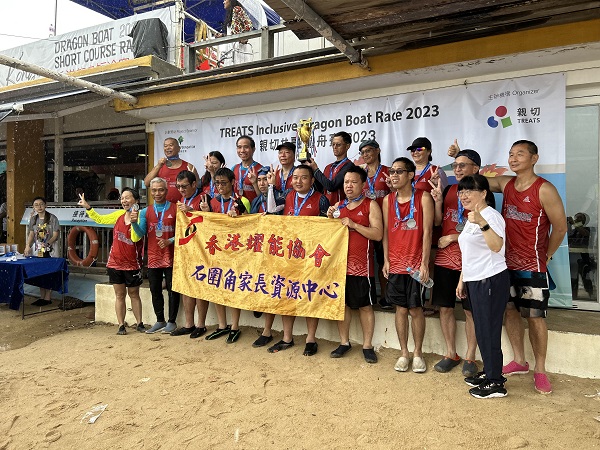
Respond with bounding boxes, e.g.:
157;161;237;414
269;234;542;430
406;137;432;151
359;139;380;152
276;142;296;152
455;149;481;167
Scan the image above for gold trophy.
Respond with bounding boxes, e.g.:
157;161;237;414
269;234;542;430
297;118;314;163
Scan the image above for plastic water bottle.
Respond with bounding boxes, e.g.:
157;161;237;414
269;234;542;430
407;267;434;288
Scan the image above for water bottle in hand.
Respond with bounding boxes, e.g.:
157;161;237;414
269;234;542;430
407;267;434;288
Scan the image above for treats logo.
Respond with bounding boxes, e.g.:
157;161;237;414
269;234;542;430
487;106;512;129
178;136;184;144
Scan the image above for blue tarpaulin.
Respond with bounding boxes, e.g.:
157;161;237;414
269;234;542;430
69;0;280;42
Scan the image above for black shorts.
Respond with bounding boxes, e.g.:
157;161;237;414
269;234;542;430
107;268;143;287
345;275;374;309
386;273;423;309
431;265;472;311
507;270;549;318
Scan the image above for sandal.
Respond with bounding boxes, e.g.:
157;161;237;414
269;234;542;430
303;342;318;356
267;340;294;353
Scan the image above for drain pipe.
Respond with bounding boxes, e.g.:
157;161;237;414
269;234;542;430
279;0;368;69
0;54;138;105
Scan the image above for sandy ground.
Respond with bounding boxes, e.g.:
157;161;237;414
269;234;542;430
1;299;600;450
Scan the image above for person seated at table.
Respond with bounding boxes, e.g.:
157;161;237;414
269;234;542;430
78;189;146;335
24;196;60;306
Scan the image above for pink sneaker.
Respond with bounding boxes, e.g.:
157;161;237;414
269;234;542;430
502;360;530;376
534;373;552;394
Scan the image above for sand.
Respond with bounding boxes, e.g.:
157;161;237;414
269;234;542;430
0;301;599;450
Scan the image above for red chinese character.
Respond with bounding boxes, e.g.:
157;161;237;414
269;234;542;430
268;234;284;257
246;233;265;252
286;238;306;259
205;235;222;255
224;233;244;251
309;244;331;267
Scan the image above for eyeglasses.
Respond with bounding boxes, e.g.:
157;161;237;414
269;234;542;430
176;183;190;189
451;162;476;170
457;189;482;197
410;147;428;153
214;181;230;186
389;169;408;175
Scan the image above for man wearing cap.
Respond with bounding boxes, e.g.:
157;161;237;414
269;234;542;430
407;137;448;193
428;149;483;376
275;142;297;195
307;131;355;205
145;138;199;203
359;139;392;310
448;139;567;394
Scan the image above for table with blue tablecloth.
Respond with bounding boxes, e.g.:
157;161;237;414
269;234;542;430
0;257;69;311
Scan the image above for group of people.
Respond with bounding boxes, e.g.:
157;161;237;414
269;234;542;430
76;132;566;400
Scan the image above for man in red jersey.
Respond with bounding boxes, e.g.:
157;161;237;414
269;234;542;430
327;166;383;364
307;131;354;205
231;135;262;203
429;149;482;376
382;157;434;373
145;138;199;203
266;165;329;356
449;139;567;394
358;139;392;310
130;178;180;334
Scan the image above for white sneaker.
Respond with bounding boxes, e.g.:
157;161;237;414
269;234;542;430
394;356;410;372
412;356;427;373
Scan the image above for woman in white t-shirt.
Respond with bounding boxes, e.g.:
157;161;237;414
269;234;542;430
457;174;509;399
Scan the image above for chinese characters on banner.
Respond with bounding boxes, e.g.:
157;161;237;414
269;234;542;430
172;211;349;320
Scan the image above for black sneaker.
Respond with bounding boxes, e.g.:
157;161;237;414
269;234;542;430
465;371;507;387
136;323;147;333
190;327;207;339
205;325;231;340
116;325;127;335
469;381;507;399
170;326;196;336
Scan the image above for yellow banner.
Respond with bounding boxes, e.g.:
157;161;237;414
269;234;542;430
173;211;349;320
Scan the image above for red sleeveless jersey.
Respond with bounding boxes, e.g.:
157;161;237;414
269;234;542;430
107;215;144;271
435;184;468;271
180;189;202;211
283;190;323;216
158;158;192;203
386;189;425;274
362;165;390;208
413;164;438;193
502;177;550;272
146;202;177;268
340;198;374;277
232;162;263;202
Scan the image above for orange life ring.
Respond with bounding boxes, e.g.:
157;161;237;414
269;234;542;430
67;226;99;267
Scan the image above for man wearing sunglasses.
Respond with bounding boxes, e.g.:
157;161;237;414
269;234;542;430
428;149;483;377
382;157;434;373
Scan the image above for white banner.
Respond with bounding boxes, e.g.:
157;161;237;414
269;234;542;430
154;73;571;306
20;207;121;228
1;7;177;87
154;73;565;173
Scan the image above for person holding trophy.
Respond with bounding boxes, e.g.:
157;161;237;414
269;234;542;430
24;196;60;306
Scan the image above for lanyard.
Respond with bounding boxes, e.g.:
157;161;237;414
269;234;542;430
258;194;267;213
327;158;348;180
394;189;415;223
220;196;235;214
210;179;215;197
294;188;314;216
153;201;169;229
280;166;295;190
184;189;199;206
339;194;364;211
238;161;257;191
166;156;180;161
412;162;431;186
456;192;465;224
366;164;382;194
